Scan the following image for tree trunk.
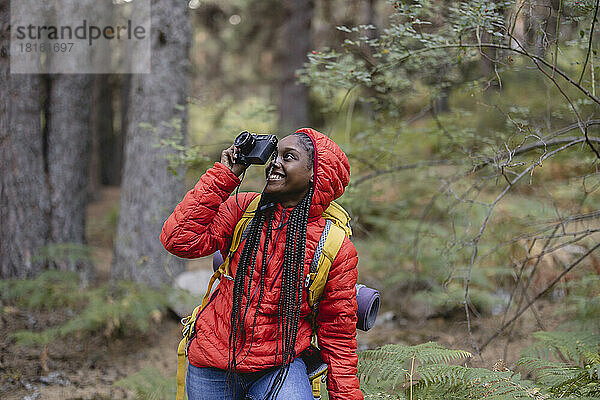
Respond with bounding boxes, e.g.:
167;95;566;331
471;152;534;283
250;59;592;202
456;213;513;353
91;74;122;188
0;3;50;278
89;75;112;200
278;0;314;133
101;74;125;186
46;74;94;281
111;0;191;287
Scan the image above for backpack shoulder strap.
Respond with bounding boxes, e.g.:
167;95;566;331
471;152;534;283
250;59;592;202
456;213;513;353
304;203;351;396
322;200;352;237
199;194;261;310
229;194;262;256
306;220;347;309
177;194;261;400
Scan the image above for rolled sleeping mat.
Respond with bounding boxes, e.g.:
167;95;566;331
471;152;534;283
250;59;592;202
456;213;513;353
355;284;380;331
213;250;224;272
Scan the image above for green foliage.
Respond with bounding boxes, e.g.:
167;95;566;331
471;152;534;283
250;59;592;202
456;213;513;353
0;269;83;310
34;243;94;266
1;271;168;347
359;338;600;399
297;0;600;332
114;367;175;400
562;275;600;331
358;342;545;399
519;331;600;398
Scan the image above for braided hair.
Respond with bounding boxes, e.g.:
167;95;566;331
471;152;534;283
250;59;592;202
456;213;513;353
227;133;315;399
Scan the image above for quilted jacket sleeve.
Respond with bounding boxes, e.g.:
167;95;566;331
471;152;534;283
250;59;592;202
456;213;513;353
316;237;363;400
160;162;258;258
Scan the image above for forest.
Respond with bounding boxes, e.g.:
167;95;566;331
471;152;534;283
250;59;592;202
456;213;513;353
1;0;600;399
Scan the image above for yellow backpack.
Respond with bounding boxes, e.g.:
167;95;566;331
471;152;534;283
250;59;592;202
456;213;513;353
175;195;352;400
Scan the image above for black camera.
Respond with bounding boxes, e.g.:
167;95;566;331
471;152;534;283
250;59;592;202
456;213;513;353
233;131;278;165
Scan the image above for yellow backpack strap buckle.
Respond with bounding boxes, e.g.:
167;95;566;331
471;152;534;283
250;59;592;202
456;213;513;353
311;378;322;399
176;304;202;400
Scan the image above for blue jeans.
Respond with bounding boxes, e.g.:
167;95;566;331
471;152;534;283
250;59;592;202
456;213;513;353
186;358;314;400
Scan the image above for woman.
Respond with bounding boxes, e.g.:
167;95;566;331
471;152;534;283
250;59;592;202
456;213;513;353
160;128;362;400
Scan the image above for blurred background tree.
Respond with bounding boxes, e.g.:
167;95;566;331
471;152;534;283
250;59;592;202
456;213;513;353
1;0;600;397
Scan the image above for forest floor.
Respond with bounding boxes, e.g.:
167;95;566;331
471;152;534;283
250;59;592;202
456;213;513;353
1;187;566;400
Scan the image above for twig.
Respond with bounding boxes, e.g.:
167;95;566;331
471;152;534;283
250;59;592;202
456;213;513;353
578;0;600;85
378;43;600;106
526;48;600;159
471;123;600;172
479;242;600;352
553;0;563;77
463;138;586;355
501;226;558;328
352;159;456;186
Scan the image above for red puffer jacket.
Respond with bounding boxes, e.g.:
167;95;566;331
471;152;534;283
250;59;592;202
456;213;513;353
160;128;363;399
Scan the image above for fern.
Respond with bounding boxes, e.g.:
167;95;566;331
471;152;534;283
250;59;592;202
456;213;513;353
518;331;600;398
0;270;83;309
359;342;472;393
522;331;600;367
3;271;168;346
357;343;544;400
416;364;543;399
359;342;600;399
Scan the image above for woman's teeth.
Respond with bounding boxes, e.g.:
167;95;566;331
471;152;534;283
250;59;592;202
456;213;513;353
268;172;284;181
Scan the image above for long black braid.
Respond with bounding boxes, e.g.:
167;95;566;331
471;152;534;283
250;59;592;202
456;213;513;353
227;133;315;399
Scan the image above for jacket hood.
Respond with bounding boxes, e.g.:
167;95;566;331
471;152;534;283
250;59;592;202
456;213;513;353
294;127;350;218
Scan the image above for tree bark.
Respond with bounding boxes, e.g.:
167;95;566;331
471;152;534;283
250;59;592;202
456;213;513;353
102;74;125;186
111;0;191;287
46;74;93;280
278;0;314;133
0;2;50;278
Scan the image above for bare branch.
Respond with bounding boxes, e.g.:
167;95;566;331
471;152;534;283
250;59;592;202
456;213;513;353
578;0;600;85
379;43;600;106
463;138;587;354
479;242;600;352
352;159;456;186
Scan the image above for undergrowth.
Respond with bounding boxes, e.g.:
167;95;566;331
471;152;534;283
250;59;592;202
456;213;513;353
113;332;600;400
0;270;168;346
358;333;600;400
114;367;175;400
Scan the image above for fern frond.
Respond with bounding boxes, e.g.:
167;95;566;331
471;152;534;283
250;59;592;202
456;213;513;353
519;356;581;388
417;364;542;399
358;342;471;391
8;277;168;347
523;331;600;366
519;331;600;398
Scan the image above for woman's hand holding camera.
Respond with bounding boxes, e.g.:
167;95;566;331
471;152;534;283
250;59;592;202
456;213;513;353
221;144;248;177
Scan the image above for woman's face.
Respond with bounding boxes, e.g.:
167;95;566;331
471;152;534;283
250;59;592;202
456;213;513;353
264;135;313;208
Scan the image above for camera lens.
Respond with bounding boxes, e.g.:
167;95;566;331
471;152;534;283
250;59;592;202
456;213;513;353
234;131;255;153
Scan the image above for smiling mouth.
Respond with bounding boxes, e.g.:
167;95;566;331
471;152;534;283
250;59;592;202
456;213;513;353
267;171;285;181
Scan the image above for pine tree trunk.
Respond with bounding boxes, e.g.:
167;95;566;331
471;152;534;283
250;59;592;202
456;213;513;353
100;74;124;186
89;75;112;201
278;0;314;133
0;3;50;278
111;0;191;287
46;74;94;281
